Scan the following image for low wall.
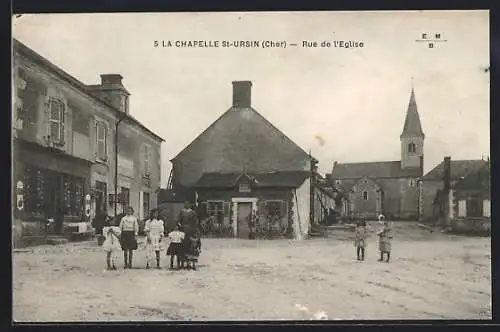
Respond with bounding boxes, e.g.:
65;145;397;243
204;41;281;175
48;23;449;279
450;217;491;236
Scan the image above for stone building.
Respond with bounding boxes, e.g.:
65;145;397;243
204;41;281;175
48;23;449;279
327;87;424;220
167;81;327;239
422;156;488;222
12;39;164;237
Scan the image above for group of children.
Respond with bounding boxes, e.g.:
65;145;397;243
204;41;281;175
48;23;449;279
101;207;201;271
354;214;393;263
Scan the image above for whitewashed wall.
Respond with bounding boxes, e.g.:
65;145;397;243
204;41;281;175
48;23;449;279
293;178;311;240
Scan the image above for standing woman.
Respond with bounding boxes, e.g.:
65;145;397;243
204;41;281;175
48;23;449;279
144;209;165;269
377;215;393;263
119;206;139;269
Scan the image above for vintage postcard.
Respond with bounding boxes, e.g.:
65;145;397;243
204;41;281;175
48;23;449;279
12;11;490;322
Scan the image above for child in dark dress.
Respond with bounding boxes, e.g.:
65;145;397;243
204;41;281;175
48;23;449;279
167;224;185;270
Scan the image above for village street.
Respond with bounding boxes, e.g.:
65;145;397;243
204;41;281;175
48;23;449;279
13;223;491;322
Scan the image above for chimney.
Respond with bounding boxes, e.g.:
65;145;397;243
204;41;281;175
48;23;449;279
101;74;124;86
443;156;451;192
232;81;252;108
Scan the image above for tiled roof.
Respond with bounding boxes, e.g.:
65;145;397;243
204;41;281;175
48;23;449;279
171;106;317;164
331;161;421;179
401;88;425;138
424;159;487;181
194;171;310;189
453;162;490;191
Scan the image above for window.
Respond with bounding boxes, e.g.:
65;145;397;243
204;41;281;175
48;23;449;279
408;142;416;154
335;180;342;185
144;145;151;177
363;191;368;201
207;201;225;224
63;175;85;217
408;178;416;187
96;121;107;161
239;180;251;192
23;167;45;217
48;98;65;145
362;179;368;184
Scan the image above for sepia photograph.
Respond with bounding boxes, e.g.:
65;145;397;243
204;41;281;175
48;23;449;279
12;10;491;322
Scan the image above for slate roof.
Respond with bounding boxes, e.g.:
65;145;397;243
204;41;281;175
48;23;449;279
331;161;422;180
401;88;425;138
13;39;164;142
424;159;487;181
194;171;311;189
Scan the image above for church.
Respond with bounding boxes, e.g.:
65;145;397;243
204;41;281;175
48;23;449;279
327;87;424;220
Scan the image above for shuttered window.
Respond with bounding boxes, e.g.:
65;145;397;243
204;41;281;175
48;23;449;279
144;145;151;177
48;98;65;145
96;121;107;161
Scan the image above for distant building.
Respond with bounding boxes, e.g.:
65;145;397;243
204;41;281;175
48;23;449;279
12;39;164;237
422;156;489;222
168;81;329;239
328;87;424;220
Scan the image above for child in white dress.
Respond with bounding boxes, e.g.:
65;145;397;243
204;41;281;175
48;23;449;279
102;221;122;270
144;209;165;269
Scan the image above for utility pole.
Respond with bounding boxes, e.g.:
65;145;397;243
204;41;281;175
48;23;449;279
114;114;127;217
309;150;315;227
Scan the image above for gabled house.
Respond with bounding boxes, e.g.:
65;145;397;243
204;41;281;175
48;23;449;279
422;157;488;221
12;39;164;238
424;156;490;226
327;86;424;220
168;81;322;239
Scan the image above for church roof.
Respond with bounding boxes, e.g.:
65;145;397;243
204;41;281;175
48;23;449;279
331;161;422;180
401;88;425;138
424;159;487;181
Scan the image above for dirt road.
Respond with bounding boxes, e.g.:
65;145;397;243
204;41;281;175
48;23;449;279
13;223;491;321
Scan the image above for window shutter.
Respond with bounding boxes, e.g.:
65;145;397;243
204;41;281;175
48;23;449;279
280;200;287;218
60;108;66;145
104;124;108;160
44;97;50;138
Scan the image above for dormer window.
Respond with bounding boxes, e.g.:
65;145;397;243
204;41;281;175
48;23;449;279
408;142;416;154
239;180;251;193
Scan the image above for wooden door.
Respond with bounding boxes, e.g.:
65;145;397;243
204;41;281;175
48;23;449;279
237;202;252;239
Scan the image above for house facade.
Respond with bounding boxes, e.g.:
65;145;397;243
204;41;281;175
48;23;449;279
168;80;322;239
12;39;163;237
328;87;424;220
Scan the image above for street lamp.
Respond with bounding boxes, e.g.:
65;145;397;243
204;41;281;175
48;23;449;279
114;113;127;217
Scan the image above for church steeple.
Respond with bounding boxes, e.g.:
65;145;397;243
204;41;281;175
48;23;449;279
401;82;425;139
400;80;425;171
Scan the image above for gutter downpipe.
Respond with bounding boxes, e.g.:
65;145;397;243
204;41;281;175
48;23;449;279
114;114;127;217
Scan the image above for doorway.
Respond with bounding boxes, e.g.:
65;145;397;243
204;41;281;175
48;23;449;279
95;181;107;215
237;202;252;239
44;171;64;234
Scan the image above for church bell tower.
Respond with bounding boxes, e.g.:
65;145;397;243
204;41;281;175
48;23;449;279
400;81;425;171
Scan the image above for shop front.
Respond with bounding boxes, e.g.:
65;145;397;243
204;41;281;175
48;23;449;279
13;139;93;237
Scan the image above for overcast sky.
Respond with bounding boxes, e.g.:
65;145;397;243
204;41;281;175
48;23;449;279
13;11;490;187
